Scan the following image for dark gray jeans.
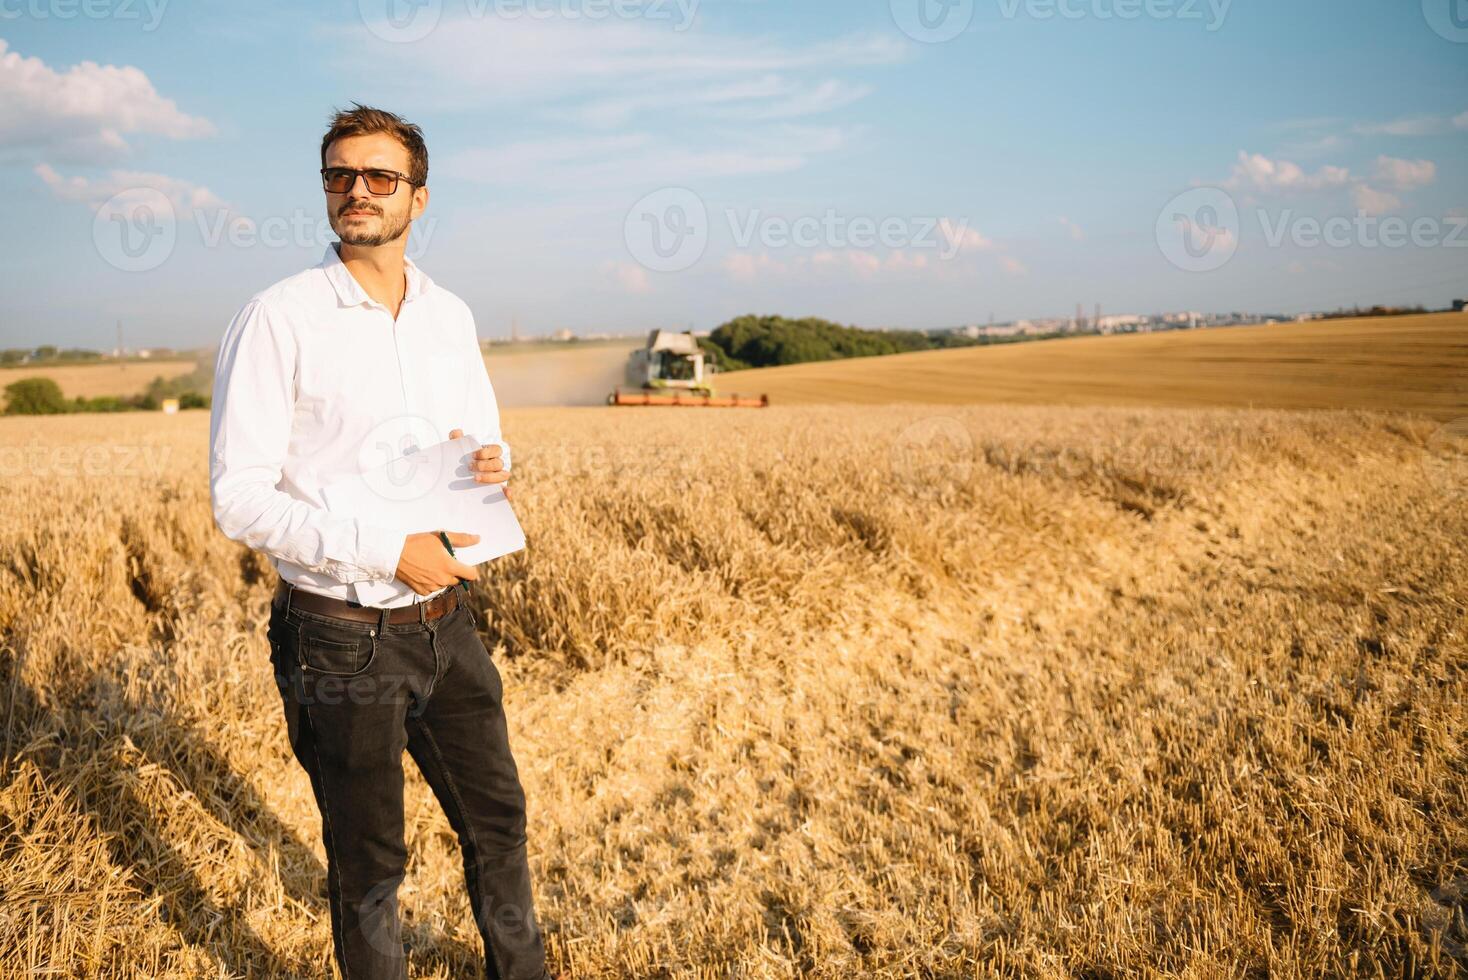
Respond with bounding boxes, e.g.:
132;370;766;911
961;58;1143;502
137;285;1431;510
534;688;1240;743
267;583;548;980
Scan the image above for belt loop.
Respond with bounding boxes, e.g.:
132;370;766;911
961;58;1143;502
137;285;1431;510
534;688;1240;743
377;605;390;634
284;582;294;617
417;597;428;625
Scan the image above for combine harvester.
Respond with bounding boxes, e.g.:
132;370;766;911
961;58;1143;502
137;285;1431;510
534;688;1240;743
608;329;769;407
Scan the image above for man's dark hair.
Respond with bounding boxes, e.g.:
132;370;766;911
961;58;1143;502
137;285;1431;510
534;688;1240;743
320;103;429;187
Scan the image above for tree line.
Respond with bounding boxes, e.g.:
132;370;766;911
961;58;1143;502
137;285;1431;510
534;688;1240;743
698;314;981;371
2;361;214;415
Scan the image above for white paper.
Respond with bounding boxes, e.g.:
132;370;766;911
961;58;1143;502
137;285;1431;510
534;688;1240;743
319;434;524;606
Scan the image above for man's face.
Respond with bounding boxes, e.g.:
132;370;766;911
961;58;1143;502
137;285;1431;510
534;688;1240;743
323;133;427;248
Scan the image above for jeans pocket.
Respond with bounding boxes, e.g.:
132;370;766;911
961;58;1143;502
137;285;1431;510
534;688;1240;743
296;617;379;676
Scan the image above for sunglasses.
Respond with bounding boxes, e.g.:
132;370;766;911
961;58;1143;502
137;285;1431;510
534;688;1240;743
320;167;420;196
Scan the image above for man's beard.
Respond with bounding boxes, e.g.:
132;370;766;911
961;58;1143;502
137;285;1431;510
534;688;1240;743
333;203;413;248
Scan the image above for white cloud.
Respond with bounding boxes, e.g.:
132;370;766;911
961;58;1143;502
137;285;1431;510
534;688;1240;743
34;163;225;214
0;38;213;163
885;250;928;270
606;261;651;294
563;76;875;130
441;125;849;188
1058;216;1084;241
723;252;771;282
347;19;897;195
334;18;903;119
1454;111;1468;131
1353;115;1445;137
1351;184;1401;217
725;247;934;283
1222;151;1350;193
1208;150;1431;218
1000;256;1027;277
1372;156;1436;192
937;218;991;253
845;251;882;277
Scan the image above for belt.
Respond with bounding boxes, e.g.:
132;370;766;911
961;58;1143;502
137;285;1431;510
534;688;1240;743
273;577;464;626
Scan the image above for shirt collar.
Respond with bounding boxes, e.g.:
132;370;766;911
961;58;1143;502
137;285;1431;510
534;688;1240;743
319;241;433;308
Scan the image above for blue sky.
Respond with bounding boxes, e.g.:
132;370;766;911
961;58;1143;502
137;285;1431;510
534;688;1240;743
2;0;1466;349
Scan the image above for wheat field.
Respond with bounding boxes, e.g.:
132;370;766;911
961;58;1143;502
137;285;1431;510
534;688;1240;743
721;313;1468;420
0;402;1464;978
0;361;198;400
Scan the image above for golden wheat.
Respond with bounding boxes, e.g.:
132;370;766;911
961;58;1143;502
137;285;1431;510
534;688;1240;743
0;361;198;400
723;312;1468;420
0;404;1464;978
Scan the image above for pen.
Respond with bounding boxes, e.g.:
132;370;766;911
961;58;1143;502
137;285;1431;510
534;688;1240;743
437;531;470;586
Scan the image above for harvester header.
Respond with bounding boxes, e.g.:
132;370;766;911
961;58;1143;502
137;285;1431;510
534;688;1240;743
608;329;769;407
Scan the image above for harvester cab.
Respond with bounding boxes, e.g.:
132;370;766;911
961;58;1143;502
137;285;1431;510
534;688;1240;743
609;329;768;407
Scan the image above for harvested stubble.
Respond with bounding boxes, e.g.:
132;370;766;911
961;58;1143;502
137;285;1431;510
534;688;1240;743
0;405;1464;978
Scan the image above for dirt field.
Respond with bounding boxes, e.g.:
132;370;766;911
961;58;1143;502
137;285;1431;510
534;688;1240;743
0;361;198;400
485;342;638;408
0;402;1463;977
719;313;1468;420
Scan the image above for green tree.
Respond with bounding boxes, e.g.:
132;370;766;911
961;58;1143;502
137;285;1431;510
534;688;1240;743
4;377;68;415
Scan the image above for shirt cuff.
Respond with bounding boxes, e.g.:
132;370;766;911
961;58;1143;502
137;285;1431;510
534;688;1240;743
359;523;408;583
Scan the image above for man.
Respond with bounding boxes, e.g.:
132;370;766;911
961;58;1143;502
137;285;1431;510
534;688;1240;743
209;104;550;980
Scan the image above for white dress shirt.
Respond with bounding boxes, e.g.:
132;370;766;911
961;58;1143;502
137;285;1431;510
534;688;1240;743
209;242;510;608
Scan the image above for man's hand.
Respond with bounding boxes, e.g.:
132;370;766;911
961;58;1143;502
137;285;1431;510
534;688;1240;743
395;531;480;595
449;428;512;501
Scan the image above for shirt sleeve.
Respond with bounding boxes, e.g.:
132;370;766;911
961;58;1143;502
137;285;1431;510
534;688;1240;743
463;312;511;474
208;299;407;584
